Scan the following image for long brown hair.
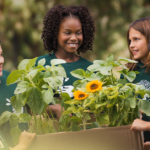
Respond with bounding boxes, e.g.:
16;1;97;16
127;17;150;72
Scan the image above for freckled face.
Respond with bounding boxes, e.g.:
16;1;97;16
57;17;83;54
129;28;149;63
0;46;4;77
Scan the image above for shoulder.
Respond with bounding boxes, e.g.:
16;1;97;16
79;57;93;65
36;54;50;62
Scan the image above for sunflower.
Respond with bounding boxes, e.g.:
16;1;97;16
74;90;88;100
86;80;103;92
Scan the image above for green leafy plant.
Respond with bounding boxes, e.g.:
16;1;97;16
1;55;150;145
63;55;150;129
0;57;71;144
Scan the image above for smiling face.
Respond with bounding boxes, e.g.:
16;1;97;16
129;28;149;63
0;46;4;77
57;17;83;55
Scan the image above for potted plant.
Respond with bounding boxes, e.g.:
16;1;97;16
0;55;149;149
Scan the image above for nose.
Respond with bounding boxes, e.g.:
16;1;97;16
129;41;135;49
70;34;77;41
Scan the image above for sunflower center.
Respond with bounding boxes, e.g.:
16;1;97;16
90;84;98;90
79;94;85;98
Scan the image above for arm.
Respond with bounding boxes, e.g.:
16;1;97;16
46;104;64;120
130;119;150;131
10;131;36;150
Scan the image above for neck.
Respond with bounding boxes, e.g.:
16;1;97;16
55;51;79;62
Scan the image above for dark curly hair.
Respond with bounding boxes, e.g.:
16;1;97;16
41;4;95;54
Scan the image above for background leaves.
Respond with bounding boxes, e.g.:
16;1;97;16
1;0;150;72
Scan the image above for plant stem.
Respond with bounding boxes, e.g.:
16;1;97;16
82;113;89;131
28;76;36;87
48;106;59;130
111;70;114;85
33;112;37;134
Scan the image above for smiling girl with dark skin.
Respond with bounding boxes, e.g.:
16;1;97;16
36;5;95;120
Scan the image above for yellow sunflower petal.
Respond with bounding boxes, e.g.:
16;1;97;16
74;90;88;100
86;80;103;93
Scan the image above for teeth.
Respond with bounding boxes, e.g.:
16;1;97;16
69;44;77;46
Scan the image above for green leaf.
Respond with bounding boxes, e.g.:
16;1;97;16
70;116;81;123
56;65;67;78
95;72;105;81
91;122;99;128
98;65;113;75
27;66;45;78
27;87;46;114
106;54;114;64
51;59;66;66
9;114;18;128
85;72;96;81
18;59;30;70
73;80;81;90
70;69;86;79
93;60;106;66
83;98;95;108
111;106;118;125
0;111;12;125
138;100;150;116
11;95;23;113
118;57;138;63
14;81;29;94
43;76;63;90
19;113;32;123
60;92;71;110
38;58;46;66
42;87;53;104
87;64;100;72
118;79;128;85
95;102;107;109
96;113;109;126
112;61;121;67
10;126;22;145
71;122;80;131
125;71;136;82
6;70;23;85
126;97;136;108
26;57;37;72
20;92;27;106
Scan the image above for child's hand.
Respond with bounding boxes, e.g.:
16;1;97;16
130;119;150;131
144;142;150;150
10;131;36;150
18;130;36;149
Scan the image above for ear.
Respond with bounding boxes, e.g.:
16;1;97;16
148;43;150;51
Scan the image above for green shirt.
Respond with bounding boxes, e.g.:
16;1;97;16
121;61;150;142
0;70;28;147
133;61;150;142
36;53;92;98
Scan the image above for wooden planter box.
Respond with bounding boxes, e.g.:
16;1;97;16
27;125;143;150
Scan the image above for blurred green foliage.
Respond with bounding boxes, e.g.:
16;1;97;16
0;0;150;72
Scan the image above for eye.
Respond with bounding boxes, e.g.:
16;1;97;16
135;38;139;41
64;32;70;34
77;32;82;35
129;40;131;44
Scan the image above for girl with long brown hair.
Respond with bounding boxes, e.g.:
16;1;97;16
126;17;150;142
